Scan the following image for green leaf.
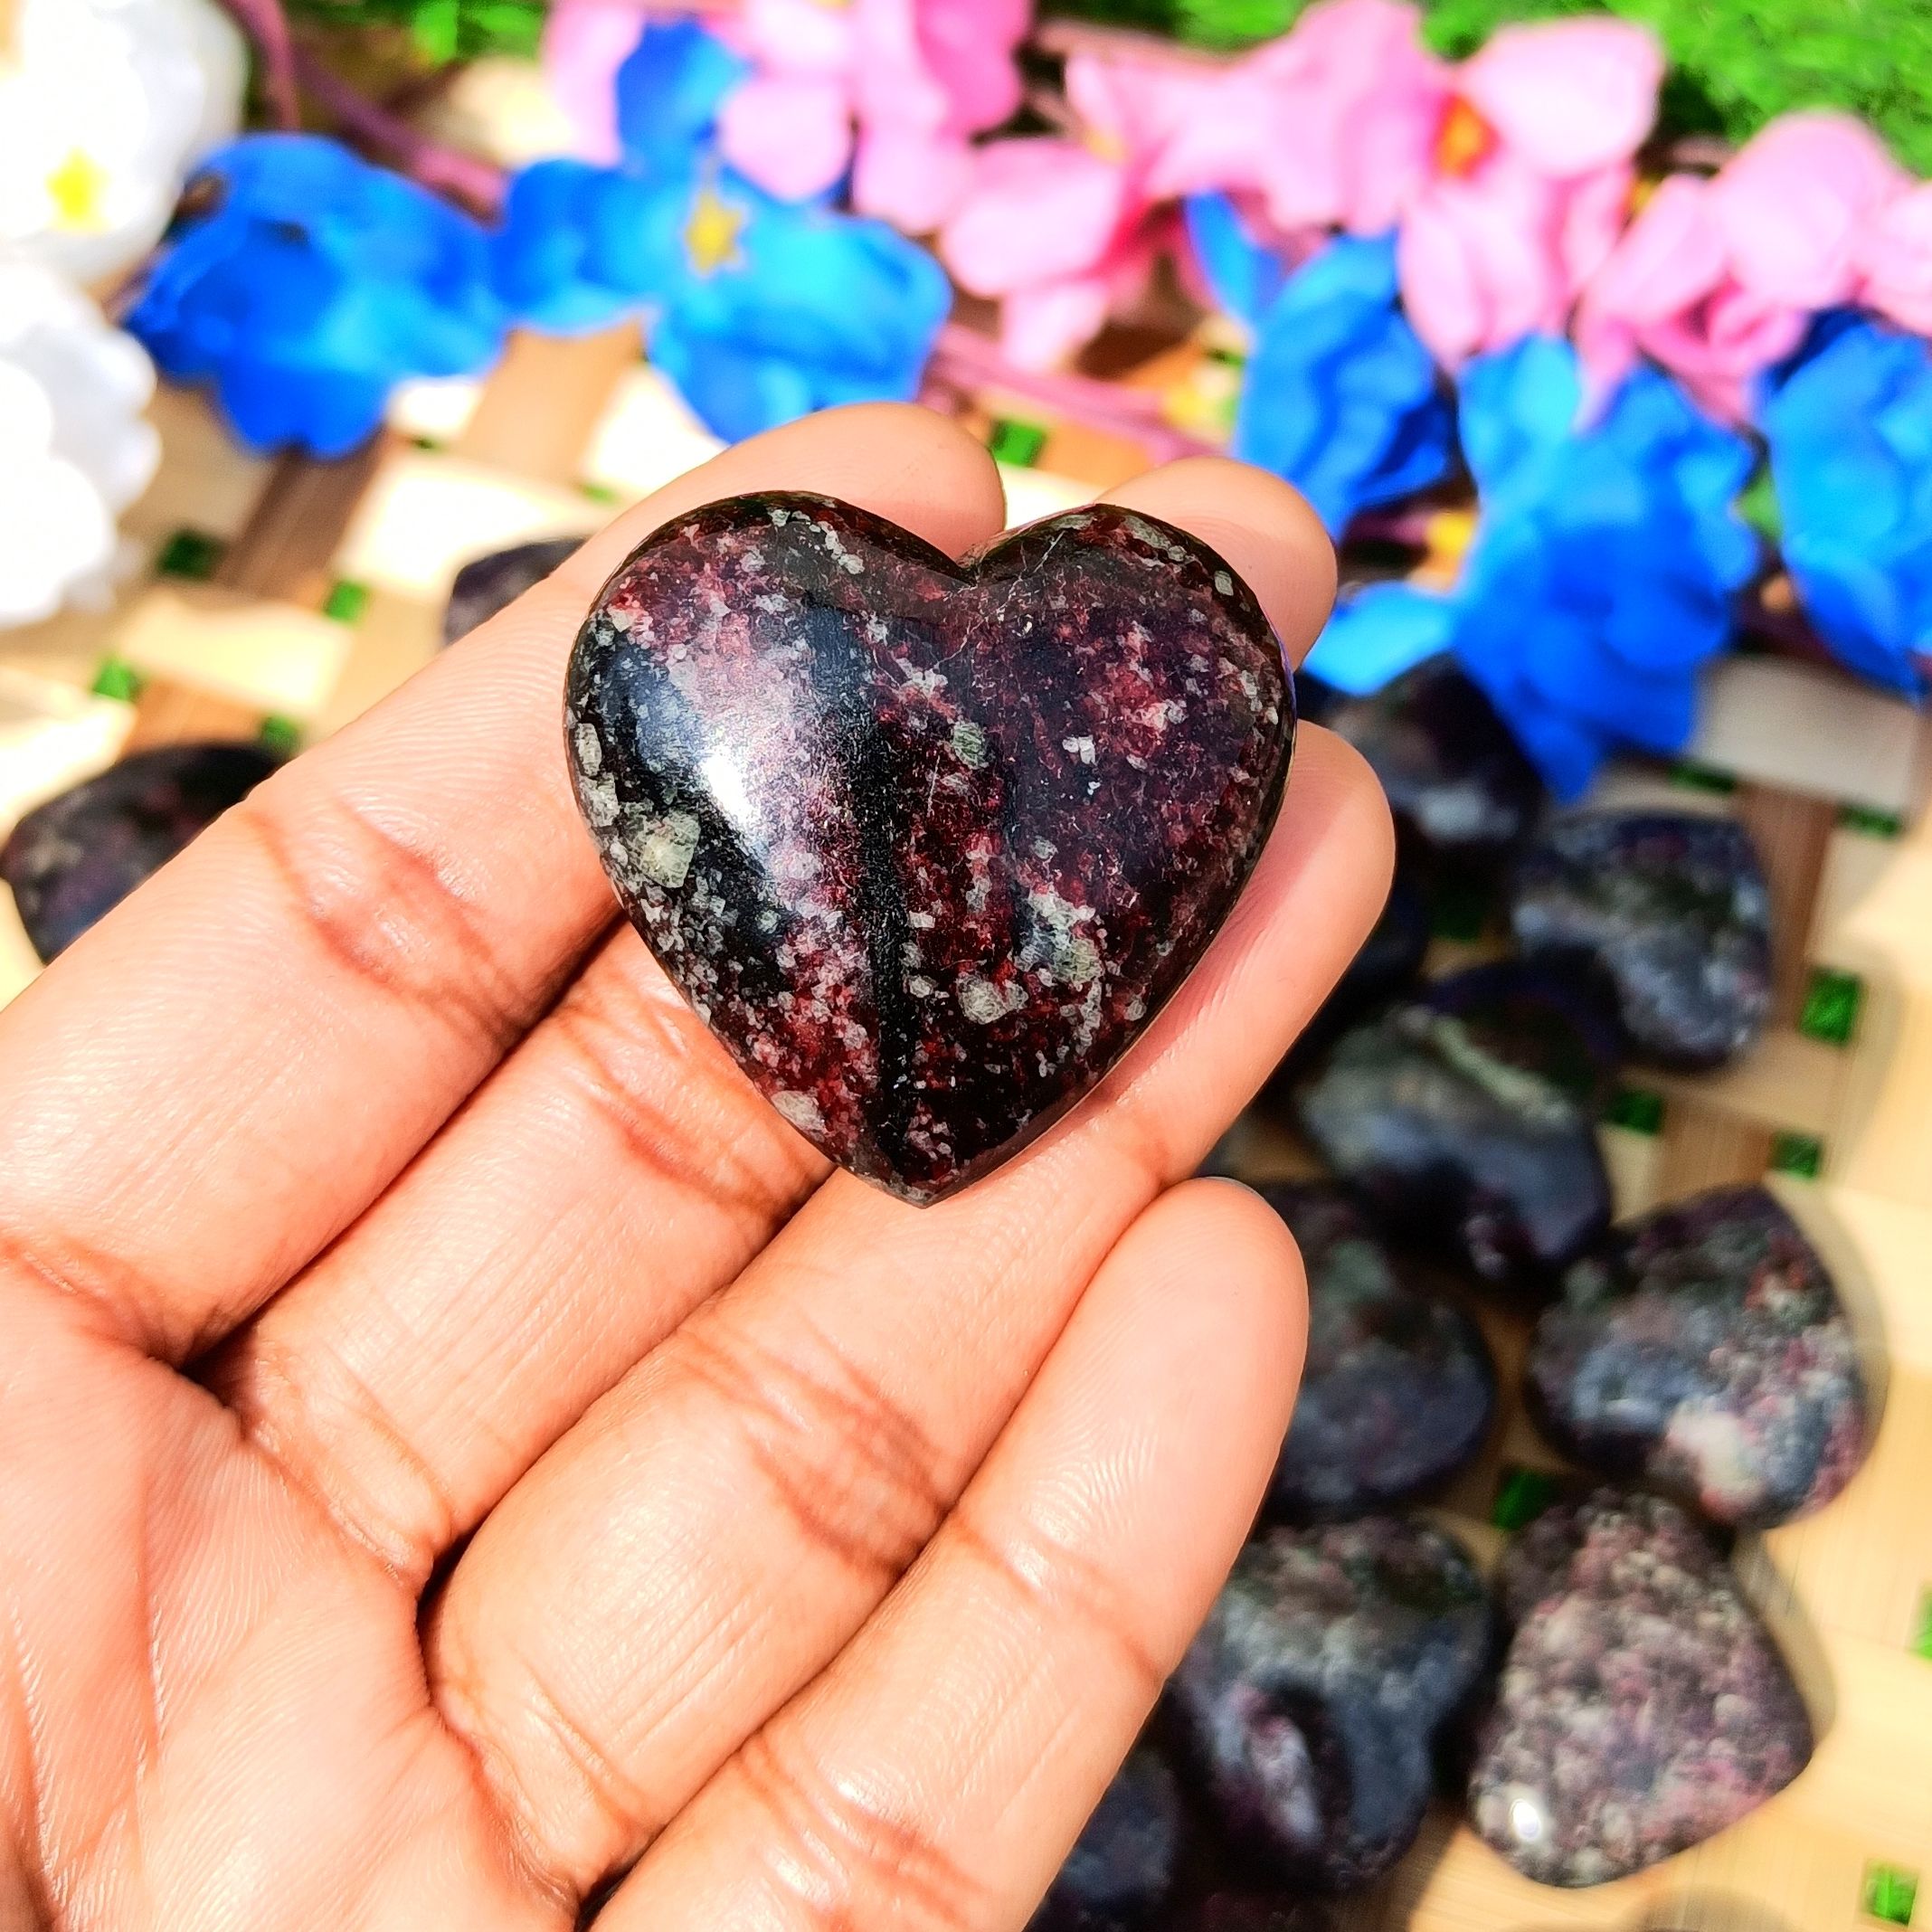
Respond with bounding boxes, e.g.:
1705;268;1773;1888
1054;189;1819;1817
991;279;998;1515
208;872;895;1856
1737;467;1785;545
412;0;460;65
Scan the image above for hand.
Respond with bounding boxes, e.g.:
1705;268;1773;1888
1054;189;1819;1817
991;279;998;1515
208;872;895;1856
0;407;1387;1930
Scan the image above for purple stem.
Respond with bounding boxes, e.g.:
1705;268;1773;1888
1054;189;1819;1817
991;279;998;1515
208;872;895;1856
292;42;508;211
216;0;299;128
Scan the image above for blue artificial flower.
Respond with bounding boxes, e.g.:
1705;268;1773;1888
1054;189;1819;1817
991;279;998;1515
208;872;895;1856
612;16;749;176
1758;313;1932;694
1183;194;1291;330
489;17;948;442
1220;223;1454;539
648;179;954;440
127;135;504;459
1309;338;1758;799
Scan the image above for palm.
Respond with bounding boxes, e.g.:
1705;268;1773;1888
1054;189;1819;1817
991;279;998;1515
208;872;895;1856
0;408;1385;1931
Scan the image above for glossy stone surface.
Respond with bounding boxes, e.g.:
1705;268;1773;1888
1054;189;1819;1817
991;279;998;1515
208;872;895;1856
1030;1747;1183;1929
1470;1490;1813;1886
1527;1187;1868;1527
1259;1183;1495;1520
566;493;1293;1203
1172;1518;1494;1892
1510;810;1773;1068
1307;657;1545;872
1294;962;1616;1289
0;741;279;961
443;535;582;645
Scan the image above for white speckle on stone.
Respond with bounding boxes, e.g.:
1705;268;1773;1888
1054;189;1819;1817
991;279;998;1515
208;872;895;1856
958;974;1025;1024
1215;569;1234;596
908;974;935;999
1063;734;1096;764
951;720;989;768
1124;996;1147;1023
573;724;602;776
908;909;936;930
772;1090;825;1136
770;506;791;526
581;775;620;828
630;810;702;889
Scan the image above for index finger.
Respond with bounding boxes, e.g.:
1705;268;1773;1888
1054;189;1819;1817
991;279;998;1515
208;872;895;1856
0;404;1007;1363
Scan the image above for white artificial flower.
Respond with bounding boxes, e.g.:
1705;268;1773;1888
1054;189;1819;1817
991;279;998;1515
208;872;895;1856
0;0;246;287
0;260;161;628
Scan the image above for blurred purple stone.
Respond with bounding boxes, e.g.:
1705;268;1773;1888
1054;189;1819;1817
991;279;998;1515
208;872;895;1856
1470;1489;1813;1886
1293;962;1617;1289
1030;1747;1184;1930
1171;1518;1494;1892
1;742;280;961
1510;810;1773;1069
1526;1187;1868;1528
442;535;582;646
1258;1182;1494;1520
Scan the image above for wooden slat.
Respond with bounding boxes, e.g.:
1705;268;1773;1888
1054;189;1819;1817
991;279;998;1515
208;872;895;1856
1736;784;1837;1026
455;326;642;484
215;438;391;605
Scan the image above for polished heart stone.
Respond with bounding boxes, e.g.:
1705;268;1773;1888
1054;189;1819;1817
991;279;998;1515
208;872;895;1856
1030;1746;1184;1930
1510;810;1773;1069
1294;962;1617;1289
1470;1489;1813;1886
1526;1186;1868;1527
1;741;281;961
443;535;582;646
1171;1518;1494;1892
1258;1182;1494;1521
565;493;1293;1203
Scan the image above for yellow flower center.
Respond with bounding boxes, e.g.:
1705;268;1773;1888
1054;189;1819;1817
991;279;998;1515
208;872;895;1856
1084;127;1130;166
1629;173;1661;218
684;178;749;279
47;148;109;232
1435;98;1495;178
1416;507;1479;588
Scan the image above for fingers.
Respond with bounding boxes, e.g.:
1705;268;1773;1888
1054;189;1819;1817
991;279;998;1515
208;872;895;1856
211;452;1334;1590
0;404;1005;1364
430;515;1383;1908
595;1179;1305;1931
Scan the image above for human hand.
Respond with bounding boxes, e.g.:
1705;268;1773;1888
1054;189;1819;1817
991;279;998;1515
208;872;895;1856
0;406;1388;1930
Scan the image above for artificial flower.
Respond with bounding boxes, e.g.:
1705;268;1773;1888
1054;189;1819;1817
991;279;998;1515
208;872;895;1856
1758;313;1932;692
1392;17;1662;366
495;21;948;440
0;261;160;628
1858;181;1932;336
542;0;660;166
1152;0;1444;235
127;136;505;459
1152;1;1660;367
940;52;1210;369
0;0;245;286
1195;209;1451;535
709;0;1029;233
1310;338;1757;797
1577;113;1908;422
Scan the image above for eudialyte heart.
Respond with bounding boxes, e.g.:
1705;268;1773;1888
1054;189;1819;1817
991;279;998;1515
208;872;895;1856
564;492;1294;1203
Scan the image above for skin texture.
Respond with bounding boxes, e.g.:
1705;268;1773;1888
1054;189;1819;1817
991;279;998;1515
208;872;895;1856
0;405;1388;1932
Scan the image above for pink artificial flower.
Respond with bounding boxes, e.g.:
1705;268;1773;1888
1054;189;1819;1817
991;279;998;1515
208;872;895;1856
1151;0;1444;234
1577;113;1909;421
1157;2;1661;367
1861;182;1932;336
1394;17;1663;365
713;0;1028;230
542;0;653;165
939;53;1208;368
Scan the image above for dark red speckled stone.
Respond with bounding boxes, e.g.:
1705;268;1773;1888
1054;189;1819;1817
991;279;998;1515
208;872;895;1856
565;492;1294;1203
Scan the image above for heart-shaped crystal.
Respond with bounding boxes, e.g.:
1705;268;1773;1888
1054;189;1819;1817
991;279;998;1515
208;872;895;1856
564;493;1293;1202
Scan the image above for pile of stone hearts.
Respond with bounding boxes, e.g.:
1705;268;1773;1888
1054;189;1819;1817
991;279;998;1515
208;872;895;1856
1032;658;1871;1927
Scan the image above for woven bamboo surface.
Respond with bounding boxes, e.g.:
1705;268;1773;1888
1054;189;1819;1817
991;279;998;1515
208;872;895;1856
2;326;1930;1932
